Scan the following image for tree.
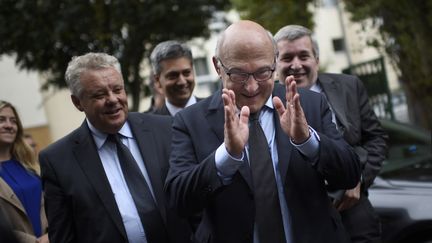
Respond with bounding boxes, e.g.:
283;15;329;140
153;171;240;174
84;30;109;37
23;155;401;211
342;0;432;130
229;0;315;34
0;0;229;111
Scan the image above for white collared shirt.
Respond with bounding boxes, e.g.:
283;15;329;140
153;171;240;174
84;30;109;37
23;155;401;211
214;96;320;243
165;95;197;116
87;119;155;243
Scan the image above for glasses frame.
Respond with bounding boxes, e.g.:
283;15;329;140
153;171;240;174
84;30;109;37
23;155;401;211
217;57;276;84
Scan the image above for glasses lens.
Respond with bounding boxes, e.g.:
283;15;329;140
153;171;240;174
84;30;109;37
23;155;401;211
230;73;249;83
254;69;273;81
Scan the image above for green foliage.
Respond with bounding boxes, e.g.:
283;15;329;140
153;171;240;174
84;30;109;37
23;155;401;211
343;0;432;129
0;0;229;111
230;0;315;34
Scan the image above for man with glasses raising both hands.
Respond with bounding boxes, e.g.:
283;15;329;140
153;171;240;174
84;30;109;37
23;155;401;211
165;20;360;243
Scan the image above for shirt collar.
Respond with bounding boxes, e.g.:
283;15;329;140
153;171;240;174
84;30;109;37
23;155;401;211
86;118;133;149
165;95;197;116
310;82;322;93
264;95;274;110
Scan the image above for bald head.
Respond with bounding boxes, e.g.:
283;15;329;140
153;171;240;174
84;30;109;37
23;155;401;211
216;20;277;61
213;20;278;114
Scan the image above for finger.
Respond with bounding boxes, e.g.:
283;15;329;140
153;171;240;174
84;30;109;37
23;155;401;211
292;93;302;111
337;200;347;211
239;106;250;125
273;96;286;117
289;77;298;101
227;89;237;110
285;75;295;103
222;92;235;127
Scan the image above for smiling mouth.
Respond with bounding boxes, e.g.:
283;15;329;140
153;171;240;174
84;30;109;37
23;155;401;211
105;108;122;115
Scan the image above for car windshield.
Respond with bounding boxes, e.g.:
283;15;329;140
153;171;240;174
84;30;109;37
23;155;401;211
379;119;432;181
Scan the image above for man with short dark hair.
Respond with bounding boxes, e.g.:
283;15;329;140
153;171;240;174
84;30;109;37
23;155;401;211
150;40;201;116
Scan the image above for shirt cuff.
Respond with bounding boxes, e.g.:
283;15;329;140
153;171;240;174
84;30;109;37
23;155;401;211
290;126;320;159
215;143;244;185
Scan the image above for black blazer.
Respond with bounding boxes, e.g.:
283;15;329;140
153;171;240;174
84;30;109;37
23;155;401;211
165;84;361;243
40;112;191;243
319;73;388;189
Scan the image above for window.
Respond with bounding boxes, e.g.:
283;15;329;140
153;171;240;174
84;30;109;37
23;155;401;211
193;57;210;77
332;38;345;52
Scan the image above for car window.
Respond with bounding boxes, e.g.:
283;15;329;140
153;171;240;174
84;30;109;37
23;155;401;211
379;119;432;181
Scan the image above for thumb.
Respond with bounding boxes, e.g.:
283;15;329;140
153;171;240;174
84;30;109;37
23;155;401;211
273;96;285;117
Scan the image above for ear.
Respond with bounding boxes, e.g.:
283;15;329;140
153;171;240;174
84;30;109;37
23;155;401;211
212;56;221;75
71;95;84;112
154;75;164;95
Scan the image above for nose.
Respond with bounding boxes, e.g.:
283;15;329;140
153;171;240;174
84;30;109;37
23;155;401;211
243;75;259;93
177;74;187;85
290;57;302;70
106;91;118;104
3;119;14;128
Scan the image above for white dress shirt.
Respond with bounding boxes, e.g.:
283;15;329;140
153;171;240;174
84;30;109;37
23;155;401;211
165;95;197;116
87;119;155;243
214;96;320;243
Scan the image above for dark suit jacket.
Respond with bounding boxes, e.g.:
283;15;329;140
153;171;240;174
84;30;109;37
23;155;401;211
319;73;388;189
165;84;361;243
39;112;191;243
152;97;203;116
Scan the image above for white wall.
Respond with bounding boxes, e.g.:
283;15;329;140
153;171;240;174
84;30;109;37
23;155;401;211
314;4;350;73
0;56;47;128
42;88;85;140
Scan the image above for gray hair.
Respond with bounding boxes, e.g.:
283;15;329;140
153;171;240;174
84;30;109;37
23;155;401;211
150;40;193;75
65;52;122;97
274;25;319;59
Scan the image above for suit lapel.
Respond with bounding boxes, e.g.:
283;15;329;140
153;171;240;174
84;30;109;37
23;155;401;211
205;91;254;190
127;115;168;223
160;105;172;116
73;122;127;238
205;90;224;142
154;105;171;116
0;178;26;213
319;75;349;128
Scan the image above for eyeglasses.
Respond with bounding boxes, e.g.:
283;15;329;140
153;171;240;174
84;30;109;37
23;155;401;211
217;58;276;84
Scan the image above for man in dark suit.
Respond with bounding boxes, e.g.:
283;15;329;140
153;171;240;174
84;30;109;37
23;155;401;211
39;53;191;243
165;20;361;243
274;25;388;243
149;40;201;116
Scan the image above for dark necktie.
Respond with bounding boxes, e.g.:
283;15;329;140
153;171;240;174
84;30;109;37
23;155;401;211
107;134;168;243
248;112;286;243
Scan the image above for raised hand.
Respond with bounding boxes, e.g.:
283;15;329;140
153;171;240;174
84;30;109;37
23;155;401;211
273;76;310;143
222;88;250;157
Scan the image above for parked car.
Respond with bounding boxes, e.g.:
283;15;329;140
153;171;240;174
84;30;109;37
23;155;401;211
369;119;432;243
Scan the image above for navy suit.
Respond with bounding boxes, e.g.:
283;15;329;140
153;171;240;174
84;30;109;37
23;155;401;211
165;84;361;243
40;113;191;243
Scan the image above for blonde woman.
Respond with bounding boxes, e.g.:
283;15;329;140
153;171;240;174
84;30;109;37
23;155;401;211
0;100;48;243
